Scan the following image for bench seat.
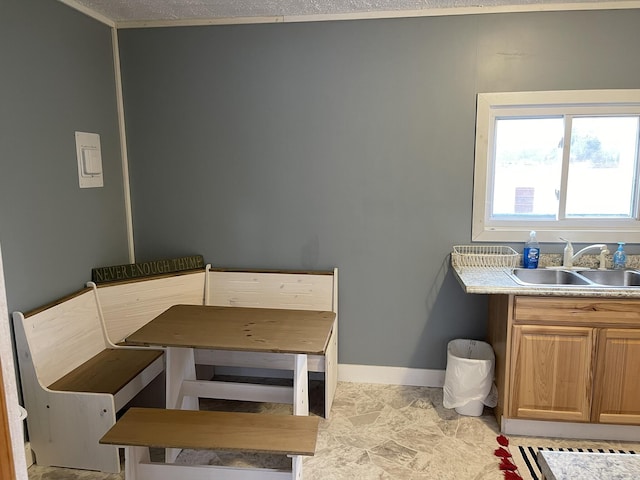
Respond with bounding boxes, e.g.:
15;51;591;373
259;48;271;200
100;407;319;479
101;407;319;455
49;348;163;396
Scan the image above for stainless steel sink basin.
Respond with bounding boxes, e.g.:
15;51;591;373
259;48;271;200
510;268;592;286
577;269;640;287
508;268;640;287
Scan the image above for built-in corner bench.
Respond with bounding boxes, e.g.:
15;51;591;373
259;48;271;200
12;287;164;473
13;261;338;474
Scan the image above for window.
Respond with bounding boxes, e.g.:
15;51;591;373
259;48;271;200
473;90;640;243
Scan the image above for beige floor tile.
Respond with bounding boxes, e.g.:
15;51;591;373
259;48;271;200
27;381;640;479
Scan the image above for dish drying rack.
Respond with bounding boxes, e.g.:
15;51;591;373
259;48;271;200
452;245;519;269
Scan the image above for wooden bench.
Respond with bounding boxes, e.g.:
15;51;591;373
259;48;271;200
94;266;338;417
100;407;320;480
12;287;164;473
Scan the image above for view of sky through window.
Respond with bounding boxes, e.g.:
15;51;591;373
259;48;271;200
491;116;639;220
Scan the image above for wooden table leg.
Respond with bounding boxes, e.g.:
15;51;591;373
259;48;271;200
293;354;309;416
124;445;148;480
165;347;198;410
290;454;303;479
165;347;198;462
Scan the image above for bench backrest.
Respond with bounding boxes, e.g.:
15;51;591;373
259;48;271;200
206;267;337;313
95;270;206;344
14;288;107;387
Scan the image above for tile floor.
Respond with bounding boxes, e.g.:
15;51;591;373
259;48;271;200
27;381;640;480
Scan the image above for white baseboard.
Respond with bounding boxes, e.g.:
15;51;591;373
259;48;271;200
338;364;445;387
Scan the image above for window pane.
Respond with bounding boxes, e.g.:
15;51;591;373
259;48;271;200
566;116;640;218
491;117;564;219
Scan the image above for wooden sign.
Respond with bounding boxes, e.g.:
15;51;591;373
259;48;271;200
92;255;205;283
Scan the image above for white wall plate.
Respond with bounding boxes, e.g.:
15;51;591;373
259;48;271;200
75;131;104;188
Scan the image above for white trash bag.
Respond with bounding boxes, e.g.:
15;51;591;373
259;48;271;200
442;339;498;416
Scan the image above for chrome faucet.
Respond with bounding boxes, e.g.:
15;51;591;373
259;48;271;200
560;238;608;269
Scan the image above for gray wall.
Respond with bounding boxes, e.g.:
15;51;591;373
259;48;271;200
121;10;640;369
0;0;129;313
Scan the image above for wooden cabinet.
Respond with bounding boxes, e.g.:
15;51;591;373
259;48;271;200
592;328;640;425
491;295;640;427
510;324;593;422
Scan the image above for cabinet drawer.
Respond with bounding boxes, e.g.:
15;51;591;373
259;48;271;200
514;296;640;327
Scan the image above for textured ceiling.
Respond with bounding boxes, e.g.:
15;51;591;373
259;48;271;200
66;0;640;25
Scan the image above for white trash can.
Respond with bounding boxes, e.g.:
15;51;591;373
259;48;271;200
442;339;497;416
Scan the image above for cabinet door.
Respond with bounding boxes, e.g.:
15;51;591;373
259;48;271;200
510;325;594;422
592;328;640;425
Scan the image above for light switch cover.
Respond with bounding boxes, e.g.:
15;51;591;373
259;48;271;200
75;131;103;188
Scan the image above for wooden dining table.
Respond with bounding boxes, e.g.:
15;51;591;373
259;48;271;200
125;304;336;456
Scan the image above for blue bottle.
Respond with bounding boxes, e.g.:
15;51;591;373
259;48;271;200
613;242;627;270
523;230;540;269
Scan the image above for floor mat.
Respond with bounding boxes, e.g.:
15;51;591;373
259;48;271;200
512;446;638;480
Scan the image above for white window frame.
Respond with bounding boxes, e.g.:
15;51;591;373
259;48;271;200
473;89;640;244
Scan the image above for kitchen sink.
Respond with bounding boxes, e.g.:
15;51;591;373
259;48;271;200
509;268;640;287
577;269;640;287
509;268;592;286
